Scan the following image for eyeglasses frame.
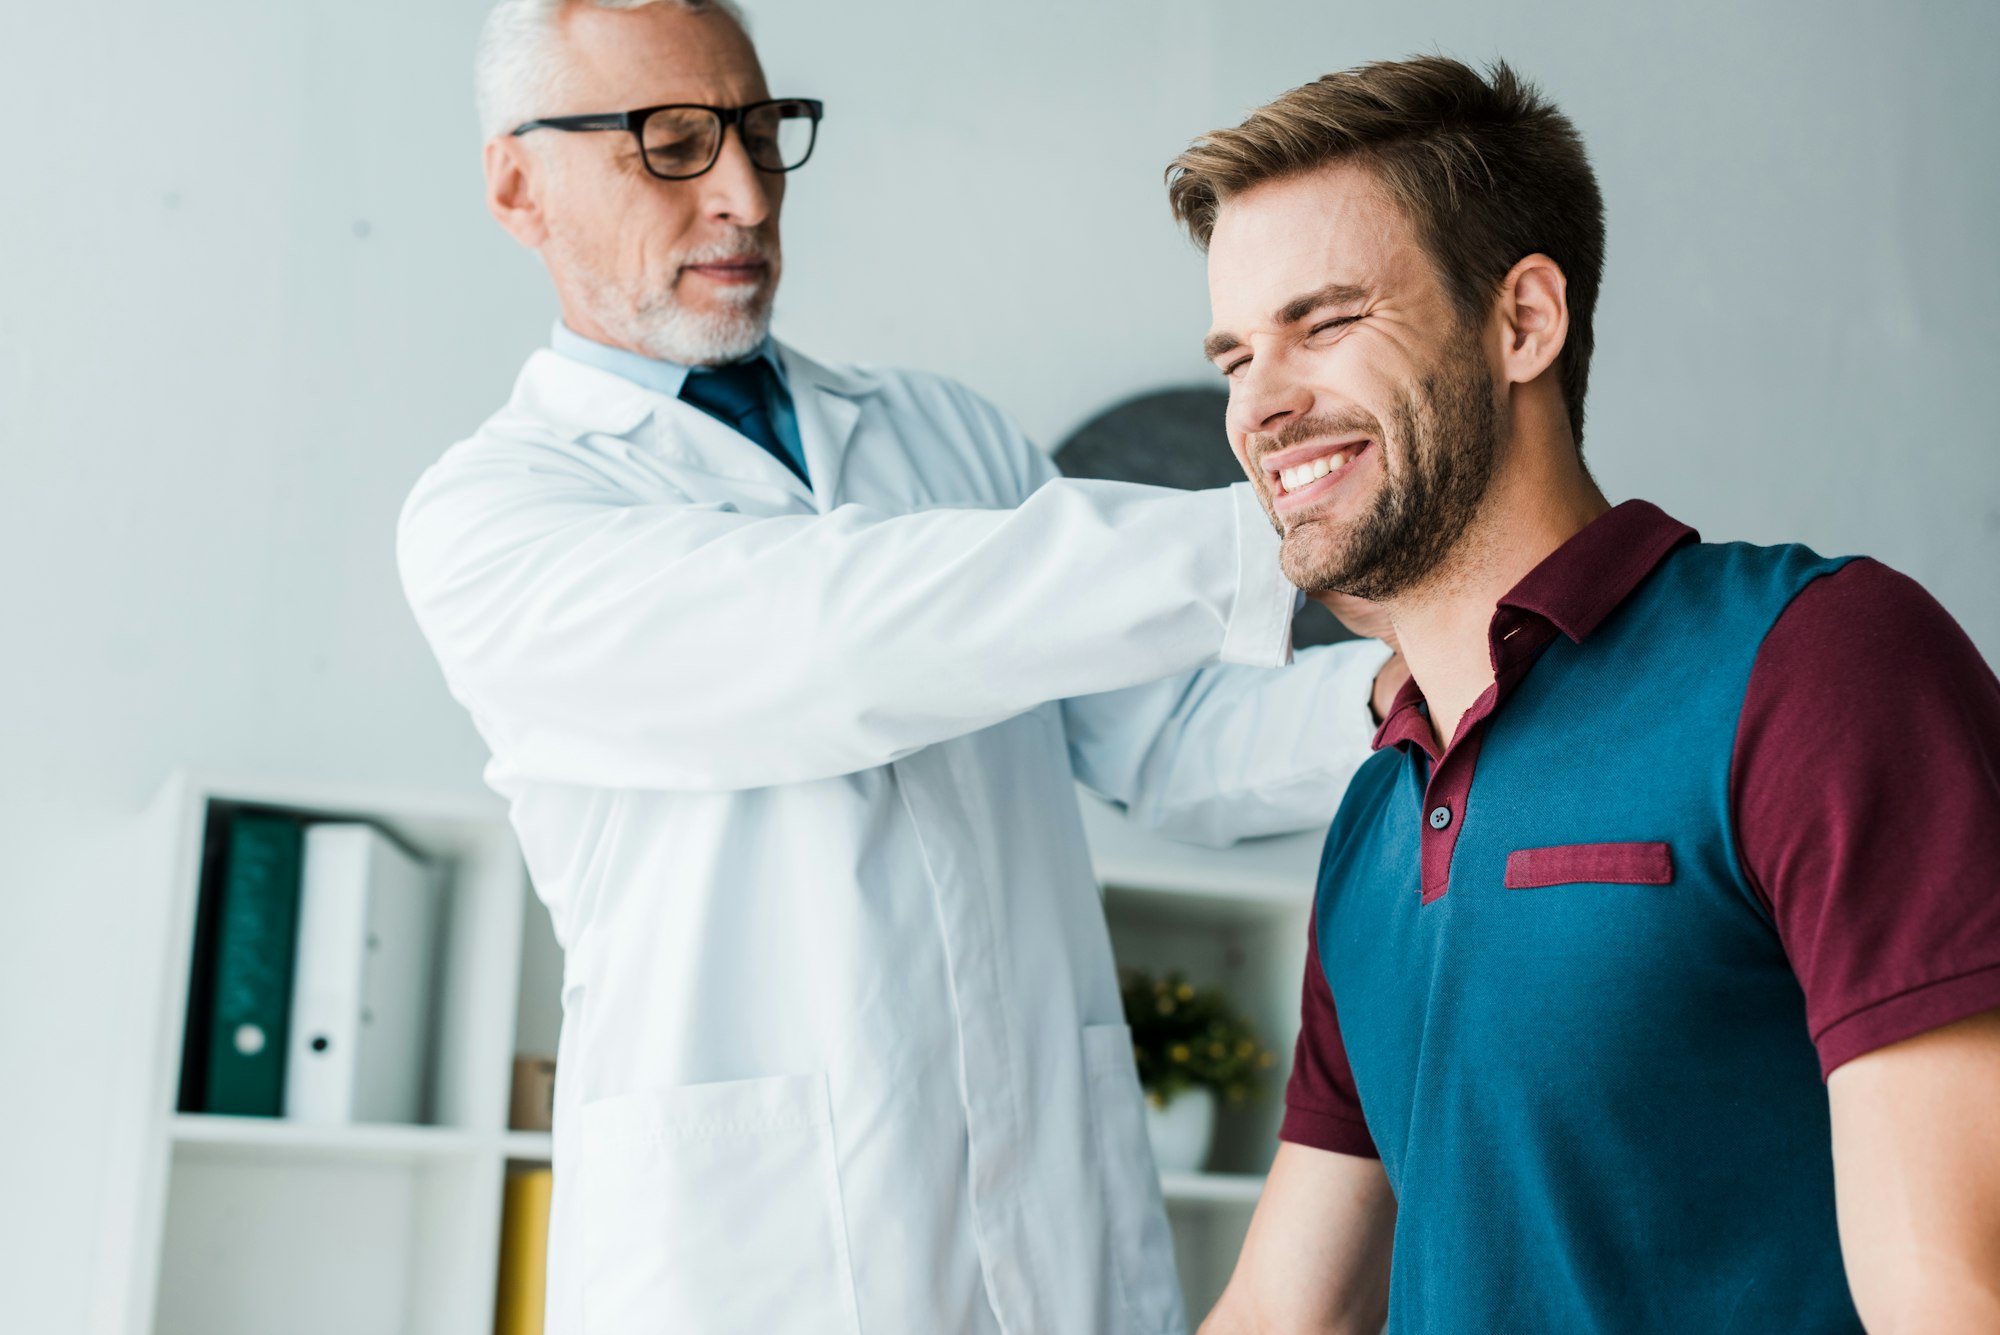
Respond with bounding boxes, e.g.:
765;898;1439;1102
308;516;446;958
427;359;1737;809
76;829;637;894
509;97;825;181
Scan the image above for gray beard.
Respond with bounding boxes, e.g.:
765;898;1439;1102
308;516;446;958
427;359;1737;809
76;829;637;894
550;229;779;366
620;294;772;366
1281;327;1502;602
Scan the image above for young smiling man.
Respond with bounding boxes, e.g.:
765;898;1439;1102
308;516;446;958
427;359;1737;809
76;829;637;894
1172;57;2000;1334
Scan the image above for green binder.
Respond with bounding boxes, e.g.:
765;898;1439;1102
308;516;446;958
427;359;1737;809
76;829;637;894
201;812;307;1116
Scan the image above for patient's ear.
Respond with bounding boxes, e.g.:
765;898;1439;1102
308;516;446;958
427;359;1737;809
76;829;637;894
485;136;550;250
1495;254;1569;390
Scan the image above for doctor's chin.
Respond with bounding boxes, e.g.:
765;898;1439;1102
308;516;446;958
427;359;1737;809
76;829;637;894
15;2;1998;1334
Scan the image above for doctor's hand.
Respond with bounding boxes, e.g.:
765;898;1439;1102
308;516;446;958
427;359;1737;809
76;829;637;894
1311;591;1409;724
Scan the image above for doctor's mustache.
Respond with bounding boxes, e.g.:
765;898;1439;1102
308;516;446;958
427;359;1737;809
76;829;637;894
672;230;780;282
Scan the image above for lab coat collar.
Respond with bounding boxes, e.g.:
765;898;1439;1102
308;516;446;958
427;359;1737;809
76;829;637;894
513;340;877;507
778;343;870;506
511;348;658;440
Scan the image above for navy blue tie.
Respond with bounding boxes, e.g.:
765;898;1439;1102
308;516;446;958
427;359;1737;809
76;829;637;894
680;358;806;483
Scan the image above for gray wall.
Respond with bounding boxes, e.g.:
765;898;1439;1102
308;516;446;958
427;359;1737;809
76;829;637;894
3;0;1994;1326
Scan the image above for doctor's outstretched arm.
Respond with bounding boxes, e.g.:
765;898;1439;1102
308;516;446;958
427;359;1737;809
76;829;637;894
1061;635;1393;848
398;443;1301;792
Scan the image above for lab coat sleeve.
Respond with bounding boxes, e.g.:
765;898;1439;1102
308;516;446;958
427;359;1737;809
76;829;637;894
1060;638;1394;848
977;380;1392;847
396;439;1299;792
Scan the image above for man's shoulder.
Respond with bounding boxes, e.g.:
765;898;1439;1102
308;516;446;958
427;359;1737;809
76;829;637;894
1661;536;1854;609
425;347;673;477
1601;538;1856;673
1748;554;1989;695
421;398;611;489
1660;539;1971;668
400;360;641;547
777;342;1050;497
1627;540;1995;718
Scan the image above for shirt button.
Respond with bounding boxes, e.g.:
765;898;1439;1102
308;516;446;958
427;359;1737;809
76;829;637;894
1428;805;1453;831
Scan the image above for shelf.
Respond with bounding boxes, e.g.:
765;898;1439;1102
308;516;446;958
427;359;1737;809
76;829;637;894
169;1115;492;1165
1160;1171;1264;1205
499;1131;554;1162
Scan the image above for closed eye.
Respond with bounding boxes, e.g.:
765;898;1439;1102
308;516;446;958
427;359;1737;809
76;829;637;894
1219;315;1359;379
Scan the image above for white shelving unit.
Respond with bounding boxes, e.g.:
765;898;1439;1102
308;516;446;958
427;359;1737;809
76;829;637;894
93;773;541;1335
96;774;1326;1333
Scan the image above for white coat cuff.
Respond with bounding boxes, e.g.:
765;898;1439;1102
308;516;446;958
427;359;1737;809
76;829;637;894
1220;482;1295;668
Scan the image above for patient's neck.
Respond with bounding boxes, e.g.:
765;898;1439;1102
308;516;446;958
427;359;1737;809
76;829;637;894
1386;452;1607;754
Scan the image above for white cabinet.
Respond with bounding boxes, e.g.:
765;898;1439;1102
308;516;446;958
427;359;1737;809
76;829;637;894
97;774;1326;1332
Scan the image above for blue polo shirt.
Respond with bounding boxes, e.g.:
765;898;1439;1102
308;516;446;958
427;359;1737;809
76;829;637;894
1284;501;2000;1333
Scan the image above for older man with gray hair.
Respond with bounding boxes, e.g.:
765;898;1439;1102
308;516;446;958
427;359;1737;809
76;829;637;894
399;3;1402;1331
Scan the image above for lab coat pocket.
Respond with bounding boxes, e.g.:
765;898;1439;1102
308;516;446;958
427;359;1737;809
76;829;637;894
578;1072;861;1335
1082;1024;1188;1335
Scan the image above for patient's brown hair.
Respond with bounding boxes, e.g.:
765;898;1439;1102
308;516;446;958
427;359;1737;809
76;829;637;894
1167;57;1606;445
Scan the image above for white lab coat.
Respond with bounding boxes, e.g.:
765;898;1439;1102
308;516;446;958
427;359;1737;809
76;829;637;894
397;343;1389;1335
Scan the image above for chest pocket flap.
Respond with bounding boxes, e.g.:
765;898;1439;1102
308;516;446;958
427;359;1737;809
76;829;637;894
1505;841;1673;889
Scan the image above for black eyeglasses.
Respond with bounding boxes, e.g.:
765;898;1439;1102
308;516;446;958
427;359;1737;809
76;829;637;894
511;98;823;181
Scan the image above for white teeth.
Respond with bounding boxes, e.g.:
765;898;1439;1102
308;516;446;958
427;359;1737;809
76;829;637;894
1278;449;1357;494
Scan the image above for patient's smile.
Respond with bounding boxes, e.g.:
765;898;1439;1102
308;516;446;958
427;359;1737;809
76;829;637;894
1265;438;1374;515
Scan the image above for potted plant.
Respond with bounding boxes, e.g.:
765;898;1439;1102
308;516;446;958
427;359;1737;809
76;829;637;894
1118;967;1276;1174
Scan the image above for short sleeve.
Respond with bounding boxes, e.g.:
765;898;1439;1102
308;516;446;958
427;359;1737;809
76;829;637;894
1280;912;1379;1157
1733;558;2000;1077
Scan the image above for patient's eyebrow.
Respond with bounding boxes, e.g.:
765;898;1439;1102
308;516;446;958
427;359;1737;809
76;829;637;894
1204;282;1371;362
1275;282;1369;328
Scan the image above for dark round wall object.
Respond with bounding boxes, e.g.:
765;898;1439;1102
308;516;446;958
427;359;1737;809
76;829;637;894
1053;388;1354;648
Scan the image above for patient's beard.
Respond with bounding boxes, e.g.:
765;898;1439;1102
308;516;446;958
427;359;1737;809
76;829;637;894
552;229;780;367
1283;326;1502;602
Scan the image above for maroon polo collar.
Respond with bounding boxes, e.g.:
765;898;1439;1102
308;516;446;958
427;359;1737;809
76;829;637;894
1498;499;1698;644
1372;500;1699;756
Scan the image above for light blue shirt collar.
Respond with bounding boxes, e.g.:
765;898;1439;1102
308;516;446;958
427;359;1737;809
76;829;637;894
549;322;791;399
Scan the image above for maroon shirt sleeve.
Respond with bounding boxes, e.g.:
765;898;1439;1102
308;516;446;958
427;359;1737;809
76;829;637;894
1280;912;1379;1157
1733;558;2000;1077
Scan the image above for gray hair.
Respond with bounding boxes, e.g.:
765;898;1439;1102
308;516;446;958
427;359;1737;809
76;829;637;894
475;0;749;141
